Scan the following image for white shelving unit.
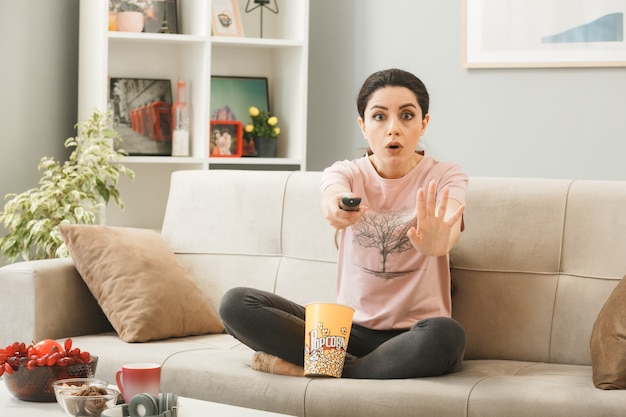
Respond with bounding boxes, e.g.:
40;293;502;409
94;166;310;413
78;0;309;228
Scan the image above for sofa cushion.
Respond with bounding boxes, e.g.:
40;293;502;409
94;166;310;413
590;275;626;389
59;224;223;342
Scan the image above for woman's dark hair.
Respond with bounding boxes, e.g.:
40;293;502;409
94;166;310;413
356;69;429;120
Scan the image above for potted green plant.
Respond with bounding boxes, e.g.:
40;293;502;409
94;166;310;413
243;106;280;157
0;109;135;263
110;0;152;32
114;0;151;12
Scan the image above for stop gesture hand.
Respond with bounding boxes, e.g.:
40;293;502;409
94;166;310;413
407;181;465;257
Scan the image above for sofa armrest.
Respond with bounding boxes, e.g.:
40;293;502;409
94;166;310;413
0;258;113;346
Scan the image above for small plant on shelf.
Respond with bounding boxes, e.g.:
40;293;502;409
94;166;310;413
110;0;152;13
0;109;135;263
244;106;280;140
243;106;281;157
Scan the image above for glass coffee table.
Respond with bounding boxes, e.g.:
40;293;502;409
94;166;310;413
0;378;294;417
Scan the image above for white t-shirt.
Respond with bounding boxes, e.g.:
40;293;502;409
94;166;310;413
320;154;468;330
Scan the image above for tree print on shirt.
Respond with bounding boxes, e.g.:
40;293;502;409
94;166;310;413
352;208;418;279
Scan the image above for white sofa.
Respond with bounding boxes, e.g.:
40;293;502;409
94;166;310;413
1;169;626;417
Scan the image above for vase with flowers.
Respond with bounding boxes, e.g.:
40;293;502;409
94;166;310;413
244;106;280;157
110;0;152;32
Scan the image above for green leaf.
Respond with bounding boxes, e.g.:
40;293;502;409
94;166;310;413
0;109;134;263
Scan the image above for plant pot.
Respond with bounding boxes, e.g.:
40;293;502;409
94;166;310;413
116;11;144;33
108;12;117;31
254;137;277;157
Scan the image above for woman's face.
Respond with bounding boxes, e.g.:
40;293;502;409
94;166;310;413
358;86;429;178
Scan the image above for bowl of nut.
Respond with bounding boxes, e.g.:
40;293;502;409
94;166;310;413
1;338;98;402
56;385;120;417
52;378;110;404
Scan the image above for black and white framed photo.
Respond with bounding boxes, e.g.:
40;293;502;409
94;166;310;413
109;77;173;156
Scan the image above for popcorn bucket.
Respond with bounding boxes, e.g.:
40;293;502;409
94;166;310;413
304;303;354;377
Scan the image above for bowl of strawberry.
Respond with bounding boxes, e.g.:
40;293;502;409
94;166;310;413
1;338;98;402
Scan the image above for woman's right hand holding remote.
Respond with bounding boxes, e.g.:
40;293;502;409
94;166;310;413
321;185;367;229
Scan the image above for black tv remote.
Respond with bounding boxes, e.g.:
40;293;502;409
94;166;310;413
340;196;361;211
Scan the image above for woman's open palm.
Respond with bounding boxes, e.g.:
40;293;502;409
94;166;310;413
407;181;465;257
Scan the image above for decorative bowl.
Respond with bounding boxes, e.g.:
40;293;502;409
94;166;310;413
3;356;98;402
52;377;109;404
57;385;120;417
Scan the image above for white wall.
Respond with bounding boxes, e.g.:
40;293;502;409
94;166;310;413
0;1;79;265
307;0;360;169
307;0;626;180
0;1;79;202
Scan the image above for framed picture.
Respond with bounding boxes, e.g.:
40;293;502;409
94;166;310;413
210;76;270;156
144;0;178;34
211;0;244;37
209;120;243;157
463;0;626;68
109;77;173;156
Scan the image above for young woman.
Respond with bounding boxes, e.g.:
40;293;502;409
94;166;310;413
219;68;468;379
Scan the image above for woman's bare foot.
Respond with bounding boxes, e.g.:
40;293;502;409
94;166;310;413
251;352;303;377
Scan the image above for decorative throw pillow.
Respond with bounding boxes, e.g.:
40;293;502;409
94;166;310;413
59;224;224;342
590;275;626;389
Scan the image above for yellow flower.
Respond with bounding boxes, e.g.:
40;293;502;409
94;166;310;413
244;108;280;139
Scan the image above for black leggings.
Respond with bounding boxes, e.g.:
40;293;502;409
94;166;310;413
219;287;466;379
